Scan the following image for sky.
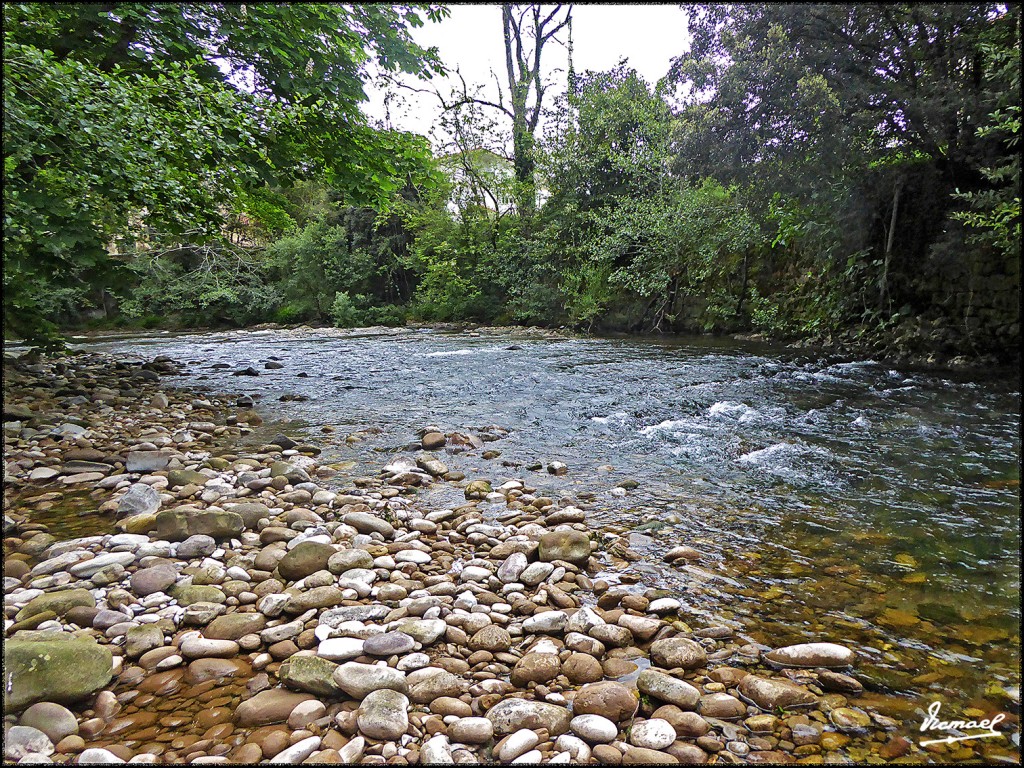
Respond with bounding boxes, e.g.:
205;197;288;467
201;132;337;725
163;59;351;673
361;4;691;144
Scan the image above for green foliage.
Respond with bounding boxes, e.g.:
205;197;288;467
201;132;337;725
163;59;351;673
3;2;447;344
952;25;1022;263
118;244;276;327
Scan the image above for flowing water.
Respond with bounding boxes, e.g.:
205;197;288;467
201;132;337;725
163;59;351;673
72;326;1021;724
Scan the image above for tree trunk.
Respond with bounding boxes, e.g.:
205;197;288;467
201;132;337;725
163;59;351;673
880;179;902;313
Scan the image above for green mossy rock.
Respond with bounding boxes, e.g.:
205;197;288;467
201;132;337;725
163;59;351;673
3;638;113;713
14;589;96;623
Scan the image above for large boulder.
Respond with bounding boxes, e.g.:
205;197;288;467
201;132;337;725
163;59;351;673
3;637;113;713
538;530;591;565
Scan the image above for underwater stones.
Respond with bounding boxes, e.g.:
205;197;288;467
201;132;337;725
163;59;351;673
762;642;856;669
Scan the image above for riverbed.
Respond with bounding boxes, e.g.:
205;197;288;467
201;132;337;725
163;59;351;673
70;326;1021;718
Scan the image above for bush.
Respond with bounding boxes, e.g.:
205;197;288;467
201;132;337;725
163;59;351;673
330;291;359;327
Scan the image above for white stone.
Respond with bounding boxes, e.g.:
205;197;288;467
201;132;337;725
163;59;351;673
420;735;453;764
394;550;431;565
647;598;682;614
555;735;591;762
571;714;618;744
267;735;321;764
77;749;126;764
4;726;53;760
628;718;676;750
498;729;540;762
318;637;365;661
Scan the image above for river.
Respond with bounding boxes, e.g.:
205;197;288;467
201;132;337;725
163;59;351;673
72;326;1021;722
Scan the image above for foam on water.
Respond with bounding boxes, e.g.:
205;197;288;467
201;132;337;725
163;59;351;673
423;349;474;357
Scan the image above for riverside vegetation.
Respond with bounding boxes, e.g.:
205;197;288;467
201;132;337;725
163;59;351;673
2;4;1021;764
3;349;1019;764
2;4;1020;366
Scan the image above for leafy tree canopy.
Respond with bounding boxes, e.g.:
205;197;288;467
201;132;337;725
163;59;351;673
3;3;448;345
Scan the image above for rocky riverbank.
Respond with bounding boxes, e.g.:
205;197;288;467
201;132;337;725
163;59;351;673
2;352;1017;764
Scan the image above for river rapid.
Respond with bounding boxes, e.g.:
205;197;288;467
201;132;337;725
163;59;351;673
73;326;1020;728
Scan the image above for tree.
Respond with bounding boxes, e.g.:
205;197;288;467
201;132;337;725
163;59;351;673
500;4;572;214
3;3;448;344
418;4;571;216
664;3;1020;344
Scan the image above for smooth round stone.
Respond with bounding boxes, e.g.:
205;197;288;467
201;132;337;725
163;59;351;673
486;699;571;737
763;642;856;669
397;652;431;671
829;707;872;731
629;719;676;750
267;736;321;764
647;598;682;614
571;714;618;744
176;535;216;559
179;637;239;659
357;689;410;740
572;682;639;722
19;702;79;743
130;567;177;597
622;746;677;764
469;625;511;652
4;726;54;760
288;700;328;730
649;638;707;670
394;550;431;565
497;729;540;762
77;748;125;763
363;631;415;657
447;717;493;744
697;693;747;719
332;662;408;700
317;637;365;661
512;749;543;764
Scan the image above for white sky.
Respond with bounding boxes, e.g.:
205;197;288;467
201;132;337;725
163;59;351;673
361;4;691;145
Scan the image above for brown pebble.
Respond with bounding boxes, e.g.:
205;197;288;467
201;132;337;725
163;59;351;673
56;735;86;754
258;729;291;757
231;743;263;762
106;744;136;761
593;744;623;764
